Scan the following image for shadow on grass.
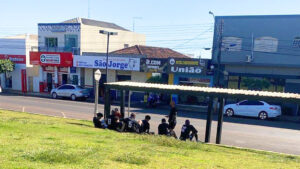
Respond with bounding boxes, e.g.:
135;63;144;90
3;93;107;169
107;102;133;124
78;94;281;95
66;122;92;128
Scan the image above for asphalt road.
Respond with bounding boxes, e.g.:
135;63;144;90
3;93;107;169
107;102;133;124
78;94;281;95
1;93;300;155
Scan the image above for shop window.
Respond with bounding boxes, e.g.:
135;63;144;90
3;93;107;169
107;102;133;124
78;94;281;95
5;72;12;88
45;37;58;48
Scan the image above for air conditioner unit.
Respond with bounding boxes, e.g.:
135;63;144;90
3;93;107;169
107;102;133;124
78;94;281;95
246;55;253;63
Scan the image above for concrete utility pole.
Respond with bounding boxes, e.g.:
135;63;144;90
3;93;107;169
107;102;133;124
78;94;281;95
216;19;224;87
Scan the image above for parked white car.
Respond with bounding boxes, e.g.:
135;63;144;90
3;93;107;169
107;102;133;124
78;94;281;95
224;100;281;120
51;84;90;101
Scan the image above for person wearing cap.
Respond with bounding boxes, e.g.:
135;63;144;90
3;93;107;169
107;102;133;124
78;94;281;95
158;118;169;135
140;115;151;134
180;120;198;142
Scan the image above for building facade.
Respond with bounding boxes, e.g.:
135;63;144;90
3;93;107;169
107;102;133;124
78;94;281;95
212;15;300;115
0;34;38;92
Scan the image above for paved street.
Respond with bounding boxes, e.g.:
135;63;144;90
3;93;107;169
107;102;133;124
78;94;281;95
0;93;300;155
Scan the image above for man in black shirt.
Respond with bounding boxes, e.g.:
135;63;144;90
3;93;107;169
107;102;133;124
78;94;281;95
93;113;104;128
124;113;140;133
158;118;169;135
180;120;198;142
167;101;178;138
140;115;151;134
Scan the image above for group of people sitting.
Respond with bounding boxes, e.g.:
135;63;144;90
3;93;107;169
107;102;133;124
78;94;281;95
93;108;152;134
93;101;199;142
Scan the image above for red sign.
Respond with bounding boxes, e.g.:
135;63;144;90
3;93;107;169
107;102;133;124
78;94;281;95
0;54;26;64
30;52;73;67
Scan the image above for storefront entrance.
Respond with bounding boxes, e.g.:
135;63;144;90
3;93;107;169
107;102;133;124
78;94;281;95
47;73;53;92
62;74;68;85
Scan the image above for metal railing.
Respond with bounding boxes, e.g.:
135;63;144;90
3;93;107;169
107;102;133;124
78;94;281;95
31;46;80;55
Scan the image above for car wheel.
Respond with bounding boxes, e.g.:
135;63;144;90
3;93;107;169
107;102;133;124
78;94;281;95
71;94;76;101
225;108;234;117
52;92;57;99
258;111;268;120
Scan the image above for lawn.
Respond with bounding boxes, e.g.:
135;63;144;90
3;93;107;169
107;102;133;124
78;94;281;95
0;110;299;169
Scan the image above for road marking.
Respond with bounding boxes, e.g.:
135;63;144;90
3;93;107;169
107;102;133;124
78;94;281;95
22;107;25;112
61;112;66;118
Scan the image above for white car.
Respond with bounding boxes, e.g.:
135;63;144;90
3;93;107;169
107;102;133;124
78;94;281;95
224;100;281;120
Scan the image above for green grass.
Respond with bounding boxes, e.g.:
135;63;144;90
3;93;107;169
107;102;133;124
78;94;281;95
0;110;299;169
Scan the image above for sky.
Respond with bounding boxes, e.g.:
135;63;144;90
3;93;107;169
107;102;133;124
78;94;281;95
1;0;300;58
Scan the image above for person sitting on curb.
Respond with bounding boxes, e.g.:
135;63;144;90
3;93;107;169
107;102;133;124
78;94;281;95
180;120;199;142
158;118;169;136
93;112;107;129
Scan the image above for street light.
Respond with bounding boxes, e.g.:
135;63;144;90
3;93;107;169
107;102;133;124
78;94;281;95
99;30;118;83
94;69;101;117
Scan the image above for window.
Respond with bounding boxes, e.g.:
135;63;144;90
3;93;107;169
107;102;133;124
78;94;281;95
58;85;68;90
222;37;242;51
239;100;263;106
45;37;58;48
65;85;75;90
124;44;129;48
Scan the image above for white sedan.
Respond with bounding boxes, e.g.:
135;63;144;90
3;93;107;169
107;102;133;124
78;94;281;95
224;100;281;120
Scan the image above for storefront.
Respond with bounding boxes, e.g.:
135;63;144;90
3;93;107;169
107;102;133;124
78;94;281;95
30;51;77;92
168;58;214;105
0;54;27;92
73;55;141;98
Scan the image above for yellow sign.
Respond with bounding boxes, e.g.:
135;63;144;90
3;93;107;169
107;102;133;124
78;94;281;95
175;61;198;65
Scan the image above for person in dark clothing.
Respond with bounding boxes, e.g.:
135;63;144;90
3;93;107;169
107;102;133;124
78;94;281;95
180;120;199;142
166;101;178;138
106;111;124;132
140;115;151;134
158;118;169;135
93;113;106;128
124;113;140;133
167;101;177;129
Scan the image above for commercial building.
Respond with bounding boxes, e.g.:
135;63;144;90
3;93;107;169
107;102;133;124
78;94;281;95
30;17;146;92
0;34;38;92
212;15;300;116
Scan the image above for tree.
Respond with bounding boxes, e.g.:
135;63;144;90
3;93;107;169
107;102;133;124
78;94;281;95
0;59;15;74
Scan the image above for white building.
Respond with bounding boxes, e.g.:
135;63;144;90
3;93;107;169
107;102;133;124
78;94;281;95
0;34;38;92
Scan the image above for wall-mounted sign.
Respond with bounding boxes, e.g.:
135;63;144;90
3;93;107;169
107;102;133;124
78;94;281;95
30;52;73;67
222;37;242;51
254;36;278;52
140;58;168;73
58;67;68;73
38;23;80;33
40;54;60;64
168;58;207;75
73;55;140;71
43;66;55;72
0;54;26;64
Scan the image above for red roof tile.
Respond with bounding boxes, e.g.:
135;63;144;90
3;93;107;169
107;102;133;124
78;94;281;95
112;45;189;58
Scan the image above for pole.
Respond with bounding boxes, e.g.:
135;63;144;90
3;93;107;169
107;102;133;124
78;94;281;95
105;33;110;83
120;90;125;118
216;19;224;87
94;78;99;117
104;88;111;119
216;97;225;144
205;97;214;143
127;91;132;117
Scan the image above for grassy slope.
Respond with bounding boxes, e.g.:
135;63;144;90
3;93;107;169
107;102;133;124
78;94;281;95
0;110;299;169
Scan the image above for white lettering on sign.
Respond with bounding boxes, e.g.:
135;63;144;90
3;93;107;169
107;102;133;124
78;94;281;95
40;54;61;64
170;66;202;74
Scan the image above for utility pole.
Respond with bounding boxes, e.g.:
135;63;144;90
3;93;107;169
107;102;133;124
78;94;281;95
216;19;224;87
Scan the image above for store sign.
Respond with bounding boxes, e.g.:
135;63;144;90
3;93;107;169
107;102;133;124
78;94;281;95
0;54;26;64
30;52;73;67
140;58;168;73
40;54;60;64
43;66;55;72
58;67;68;73
73;55;140;71
168;58;207;75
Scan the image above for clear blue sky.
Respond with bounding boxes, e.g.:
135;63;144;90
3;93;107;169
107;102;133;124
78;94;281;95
1;0;300;58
